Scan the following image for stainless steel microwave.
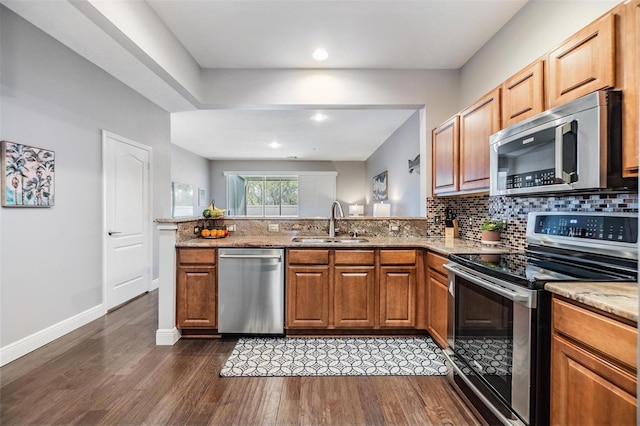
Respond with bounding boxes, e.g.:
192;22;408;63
489;90;636;196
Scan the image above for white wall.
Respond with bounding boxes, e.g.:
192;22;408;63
365;110;421;216
170;144;211;215
0;6;171;349
460;0;619;106
209;160;366;215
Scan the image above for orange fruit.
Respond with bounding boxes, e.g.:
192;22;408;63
217;229;225;237
201;228;211;237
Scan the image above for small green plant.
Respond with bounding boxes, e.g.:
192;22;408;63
480;218;507;232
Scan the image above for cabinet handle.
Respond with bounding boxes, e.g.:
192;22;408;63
108;230;122;236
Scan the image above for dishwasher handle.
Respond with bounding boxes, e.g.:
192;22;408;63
219;254;282;260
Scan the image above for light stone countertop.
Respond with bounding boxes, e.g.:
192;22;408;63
176;235;510;257
545;282;638;323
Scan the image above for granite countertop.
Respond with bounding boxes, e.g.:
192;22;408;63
545;282;638;323
176;235;510;257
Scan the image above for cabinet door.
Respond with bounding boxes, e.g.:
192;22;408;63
502;60;545;127
459;88;500;192
379;266;416;328
334;266;375;328
621;0;639;177
432;116;459;195
427;271;448;348
176;266;217;328
286;265;330;328
547;12;615;108
551;335;637;426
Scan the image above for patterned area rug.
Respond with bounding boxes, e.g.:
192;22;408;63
220;337;448;377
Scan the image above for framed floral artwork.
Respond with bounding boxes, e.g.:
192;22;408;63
2;141;55;207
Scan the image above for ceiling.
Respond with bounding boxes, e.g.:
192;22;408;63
172;108;418;161
3;0;529;161
147;0;526;70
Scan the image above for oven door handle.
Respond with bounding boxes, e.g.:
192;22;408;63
444;263;532;306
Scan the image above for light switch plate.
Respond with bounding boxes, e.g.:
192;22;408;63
389;224;399;232
268;224;279;232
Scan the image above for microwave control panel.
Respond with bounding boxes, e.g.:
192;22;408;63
506;168;556;189
533;214;638;243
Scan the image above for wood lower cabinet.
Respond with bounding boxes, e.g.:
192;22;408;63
334;250;375;328
379;266;416;328
550;296;637;426
286;248;419;332
547;12;615;108
379;250;417;328
426;252;449;348
286;249;330;328
459;87;500;192
176;248;217;330
502;60;545;127
334;266;375;328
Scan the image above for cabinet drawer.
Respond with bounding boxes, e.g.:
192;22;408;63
335;250;375;265
287;249;329;265
427;252;448;275
380;250;416;265
553;297;637;369
178;248;216;265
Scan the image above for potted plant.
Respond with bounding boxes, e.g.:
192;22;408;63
480;218;506;245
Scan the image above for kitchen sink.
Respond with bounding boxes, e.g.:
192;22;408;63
291;237;369;244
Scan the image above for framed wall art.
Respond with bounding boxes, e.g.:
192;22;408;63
2;141;55;207
373;170;388;201
171;181;194;217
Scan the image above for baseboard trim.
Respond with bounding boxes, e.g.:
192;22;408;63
0;304;105;367
151;278;159;290
156;328;181;345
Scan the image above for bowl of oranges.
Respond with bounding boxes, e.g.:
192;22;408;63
200;226;228;239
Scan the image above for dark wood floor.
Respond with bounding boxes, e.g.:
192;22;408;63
1;291;480;425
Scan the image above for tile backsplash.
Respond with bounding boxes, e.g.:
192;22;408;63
427;192;638;250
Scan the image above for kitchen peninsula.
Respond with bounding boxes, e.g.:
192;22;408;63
155;216;508;345
154;216;638;346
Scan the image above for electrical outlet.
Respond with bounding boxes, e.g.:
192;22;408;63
389;224;399;232
268;224;279;232
227;224;236;232
194;226;200;234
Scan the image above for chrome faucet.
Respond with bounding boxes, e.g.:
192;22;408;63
329;201;344;237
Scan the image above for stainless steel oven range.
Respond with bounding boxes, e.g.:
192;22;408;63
443;212;638;426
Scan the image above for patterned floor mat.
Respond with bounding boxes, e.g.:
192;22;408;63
220;336;448;377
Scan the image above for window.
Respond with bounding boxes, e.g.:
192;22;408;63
225;172;336;217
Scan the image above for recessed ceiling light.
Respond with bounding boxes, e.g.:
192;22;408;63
269;141;281;149
312;48;328;61
311;113;327;122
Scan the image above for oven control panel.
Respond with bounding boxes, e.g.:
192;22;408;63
533;214;638;243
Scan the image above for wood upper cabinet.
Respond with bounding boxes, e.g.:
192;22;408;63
176;248;217;329
286;249;330;328
459;88;501;192
547;12;616;108
621;0;639;177
550;297;637;426
432;116;459;195
334;250;375;328
426;252;449;348
502;60;545;127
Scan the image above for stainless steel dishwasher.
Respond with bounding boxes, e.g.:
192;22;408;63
218;248;285;334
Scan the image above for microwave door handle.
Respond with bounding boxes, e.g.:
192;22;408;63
555;120;578;184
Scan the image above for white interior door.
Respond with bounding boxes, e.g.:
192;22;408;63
103;131;152;310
